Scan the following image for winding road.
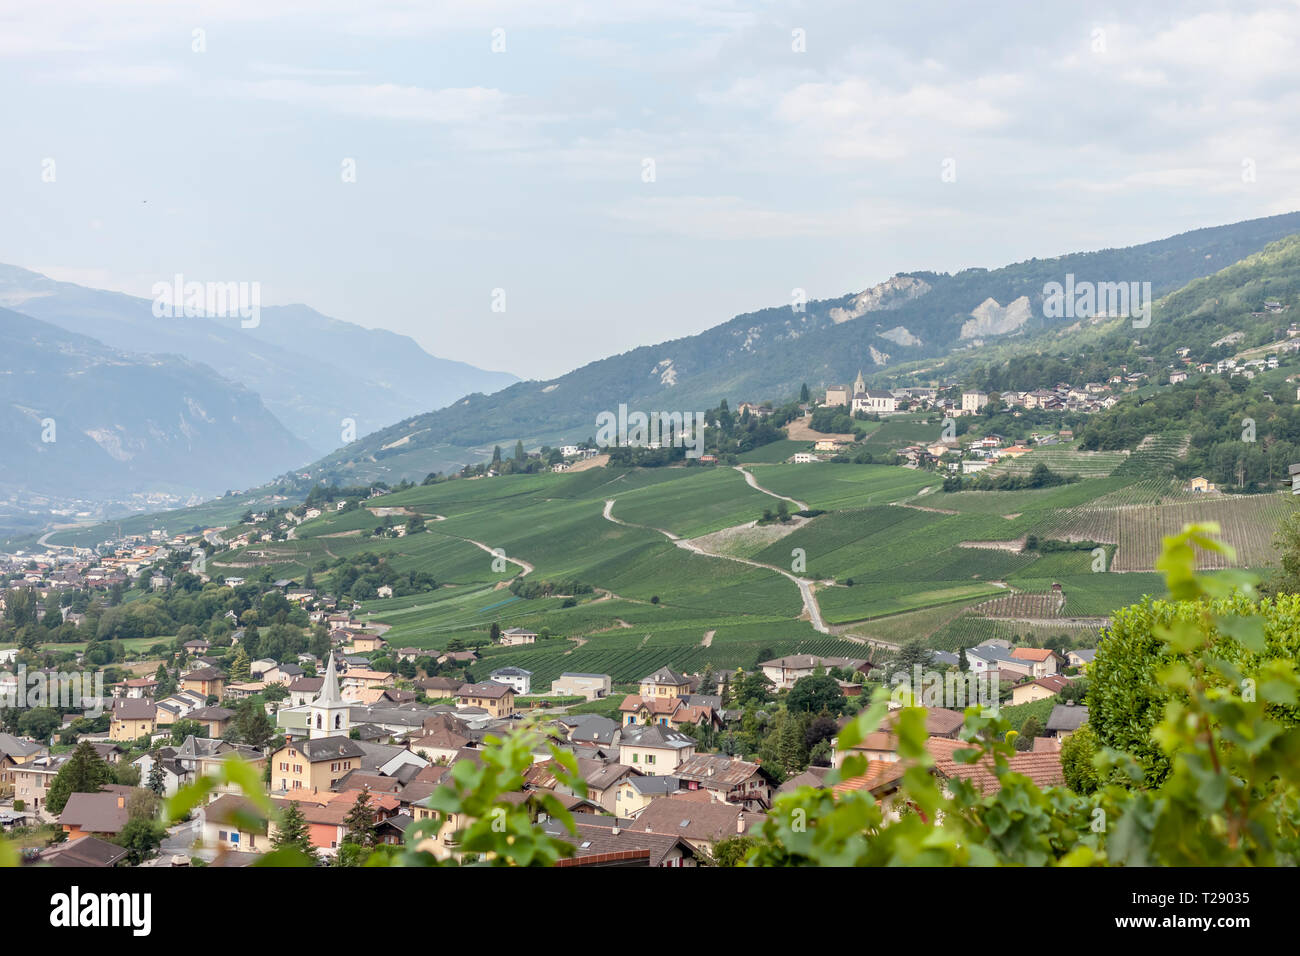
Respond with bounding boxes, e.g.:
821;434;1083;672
734;465;808;511
602;498;829;633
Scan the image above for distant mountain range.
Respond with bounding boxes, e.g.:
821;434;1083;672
302;211;1300;486
0;308;314;500
0;265;518;454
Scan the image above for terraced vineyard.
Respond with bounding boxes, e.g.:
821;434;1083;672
1109;493;1293;570
969;590;1066;619
160;425;1291;683
979;446;1129;479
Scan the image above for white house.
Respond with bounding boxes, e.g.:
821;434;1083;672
488;666;532;696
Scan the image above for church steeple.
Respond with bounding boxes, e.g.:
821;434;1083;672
853;369;866;395
309;652;350;739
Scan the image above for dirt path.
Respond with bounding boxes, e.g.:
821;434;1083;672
701;629;716;647
602;498;829;633
450;535;535;576
734;465;808;511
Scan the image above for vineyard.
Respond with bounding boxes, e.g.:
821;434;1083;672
968;591;1066;619
979;446;1129;479
927;615;1107;652
1109;493;1293;570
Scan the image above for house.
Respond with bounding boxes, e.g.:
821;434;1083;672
673;753;773;810
270;736;366;793
284;789;401;856
8;753;67;812
413;676;462;700
498;627;538;646
1045;702;1089;739
638;667;693;699
155;689;208;726
759;654;869;690
631;793;763;854
340;669;396;695
964;645;1033;680
132;749;187;797
182;639;211;655
186;705;237;738
1010;674;1072;707
60;790;131;839
180;666;226;700
456;681;516;718
262;663;305;685
924;737;1064;794
200;793;283;853
1066;648;1097;671
961;390;989;412
1008;646;1061;678
545;818;700;867
109;697;157;742
613;774;680;818
524;756;635;815
116;677;158;699
551;672;612;701
37;835;129;868
488;666;532;696
831;708;966;768
347;633;388;654
286;677;325;707
618;724;696;775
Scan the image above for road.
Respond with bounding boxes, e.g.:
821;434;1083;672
602;498;828;633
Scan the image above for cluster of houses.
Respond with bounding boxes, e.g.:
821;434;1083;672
0;642;1095;867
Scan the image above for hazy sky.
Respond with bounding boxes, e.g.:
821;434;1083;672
3;1;1298;380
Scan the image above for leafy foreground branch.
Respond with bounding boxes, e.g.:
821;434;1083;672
5;523;1297;867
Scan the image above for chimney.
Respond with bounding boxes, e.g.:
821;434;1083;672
117;796;125;808
737;812;745;834
611;825;620;836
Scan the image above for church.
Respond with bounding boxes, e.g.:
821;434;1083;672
308;653;353;739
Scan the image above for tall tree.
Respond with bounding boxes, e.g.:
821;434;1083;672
342;790;377;849
272;802;317;861
45;741;114;814
147;752;167;795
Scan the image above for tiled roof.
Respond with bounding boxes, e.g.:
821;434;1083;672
633;796;763;843
925;737;1065;793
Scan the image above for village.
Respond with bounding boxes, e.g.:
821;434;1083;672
0;590;1094;866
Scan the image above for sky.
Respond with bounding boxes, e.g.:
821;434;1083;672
2;0;1298;380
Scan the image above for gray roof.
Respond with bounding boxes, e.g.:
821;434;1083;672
489;666;533;677
620;724;694;750
624;774;681;796
1046;703;1089;733
287;736;366;762
0;733;46;759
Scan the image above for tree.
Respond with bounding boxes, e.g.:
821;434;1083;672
1015;716;1044;751
342;790;377;850
235;700;275;751
1059;723;1100;793
271;801;317;861
170;719;205;745
45;741;114;814
117;816;165;865
514;440;525;462
787;674;846;716
147;752;167;795
229;646;251;683
799;383;810;403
